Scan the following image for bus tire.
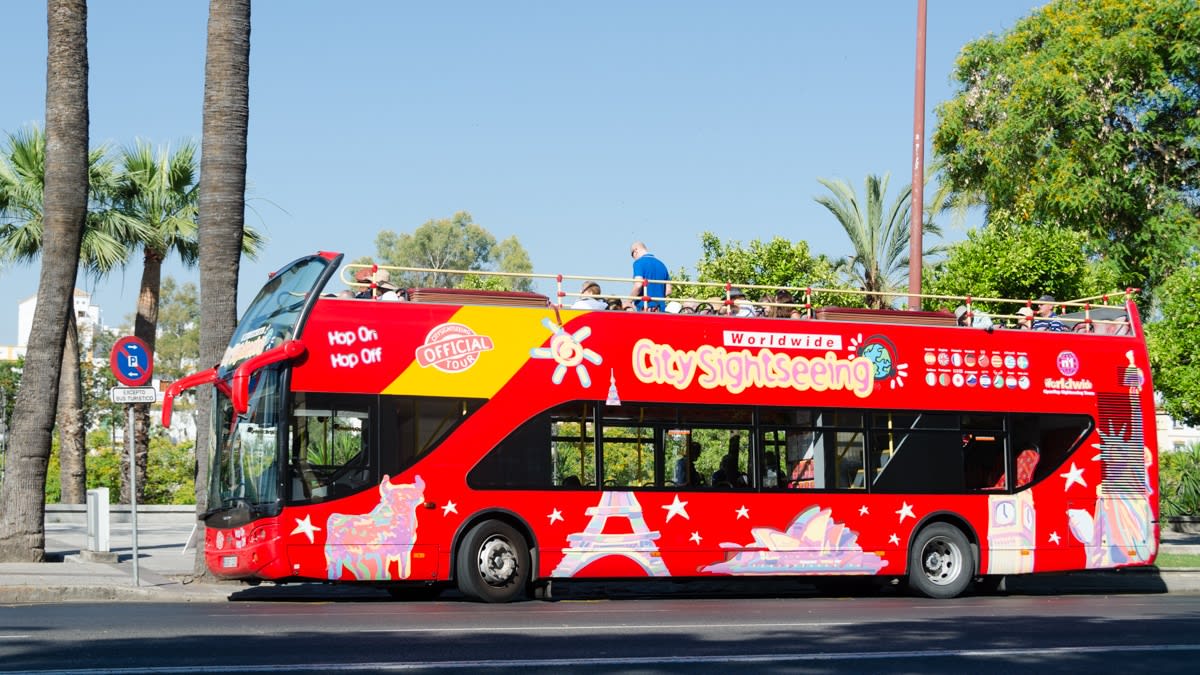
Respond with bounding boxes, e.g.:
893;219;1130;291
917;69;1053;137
908;523;972;599
456;520;531;603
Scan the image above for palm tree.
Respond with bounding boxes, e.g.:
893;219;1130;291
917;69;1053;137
814;173;942;309
195;0;252;576
115;140;263;502
0;126;142;506
0;0;91;561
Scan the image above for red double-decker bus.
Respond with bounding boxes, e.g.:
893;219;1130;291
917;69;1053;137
164;251;1158;601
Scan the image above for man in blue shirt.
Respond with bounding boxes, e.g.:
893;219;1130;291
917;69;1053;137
630;241;671;311
1032;294;1069;331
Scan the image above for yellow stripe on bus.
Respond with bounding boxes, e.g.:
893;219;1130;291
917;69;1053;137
383;306;582;398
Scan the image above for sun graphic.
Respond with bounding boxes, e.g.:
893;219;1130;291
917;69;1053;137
530;317;603;386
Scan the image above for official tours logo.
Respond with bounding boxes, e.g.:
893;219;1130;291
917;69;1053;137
415;323;494;373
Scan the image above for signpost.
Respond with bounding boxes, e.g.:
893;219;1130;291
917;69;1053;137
110;336;154;586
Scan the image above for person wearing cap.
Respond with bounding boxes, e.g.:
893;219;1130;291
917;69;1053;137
725;287;756;317
954;305;993;329
630;241;672;311
1032;294;1068;331
572;280;608;310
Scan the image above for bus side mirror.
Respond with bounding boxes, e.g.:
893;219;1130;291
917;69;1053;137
231;340;308;415
162;368;221;427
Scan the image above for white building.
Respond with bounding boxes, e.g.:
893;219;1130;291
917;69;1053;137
1157;410;1200;453
19;289;102;353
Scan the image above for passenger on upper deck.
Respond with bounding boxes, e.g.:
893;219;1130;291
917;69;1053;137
954;305;993;329
1032;294;1068;331
630;241;671;312
724;287;756;317
772;289;803;319
572;280;608;310
371;269;403;302
1015;306;1034;329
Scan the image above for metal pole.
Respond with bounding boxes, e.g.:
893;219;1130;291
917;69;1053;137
127;405;139;586
908;0;928;309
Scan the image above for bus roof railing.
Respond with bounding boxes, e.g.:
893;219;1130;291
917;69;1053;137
339;262;1137;330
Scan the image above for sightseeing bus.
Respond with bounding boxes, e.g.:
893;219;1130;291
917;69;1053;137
163;251;1158;601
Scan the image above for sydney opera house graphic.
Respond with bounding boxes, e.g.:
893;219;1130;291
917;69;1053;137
701;505;887;575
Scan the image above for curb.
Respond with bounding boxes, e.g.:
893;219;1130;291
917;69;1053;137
3;569;1198;604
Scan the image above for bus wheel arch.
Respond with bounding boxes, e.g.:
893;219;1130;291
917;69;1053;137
452;511;536;603
906;516;976;599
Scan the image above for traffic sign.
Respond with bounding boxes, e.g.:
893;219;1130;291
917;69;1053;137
111;336;153;387
110;386;157;404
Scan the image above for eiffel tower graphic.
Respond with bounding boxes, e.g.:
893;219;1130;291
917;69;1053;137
551;491;671;577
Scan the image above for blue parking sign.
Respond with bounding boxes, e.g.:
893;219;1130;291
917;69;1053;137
111;336;154;387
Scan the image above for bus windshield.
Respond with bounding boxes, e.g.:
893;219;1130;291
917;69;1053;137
207;368;283;514
220;255;332;371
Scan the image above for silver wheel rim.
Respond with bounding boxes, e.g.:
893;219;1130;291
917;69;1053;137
920;536;962;587
477;534;519;587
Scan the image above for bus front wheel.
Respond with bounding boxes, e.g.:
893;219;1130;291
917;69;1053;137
908;523;973;599
456;520;531;603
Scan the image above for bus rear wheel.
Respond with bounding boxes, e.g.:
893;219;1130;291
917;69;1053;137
908;523;972;599
456;520;531;603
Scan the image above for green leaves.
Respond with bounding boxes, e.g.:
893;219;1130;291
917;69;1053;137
924;224;1118;312
375;211;534;291
1148;254;1200;426
933;0;1200;299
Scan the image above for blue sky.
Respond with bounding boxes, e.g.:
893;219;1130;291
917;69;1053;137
0;1;1045;344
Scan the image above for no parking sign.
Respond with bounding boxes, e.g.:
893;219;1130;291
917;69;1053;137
110;336;153;387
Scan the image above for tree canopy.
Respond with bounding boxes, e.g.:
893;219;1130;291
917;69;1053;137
933;0;1200;300
923;224;1120;312
375;211;533;291
1148;255;1200;425
685;231;846;305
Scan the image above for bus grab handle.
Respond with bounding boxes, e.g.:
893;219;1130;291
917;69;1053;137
161;368;224;427
231;340;307;415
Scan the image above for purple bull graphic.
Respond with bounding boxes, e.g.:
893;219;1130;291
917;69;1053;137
701;505;887;575
325;475;425;580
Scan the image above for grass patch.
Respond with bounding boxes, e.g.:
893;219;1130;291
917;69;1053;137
1155;552;1200;569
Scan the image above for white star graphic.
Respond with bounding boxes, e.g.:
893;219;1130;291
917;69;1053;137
1060;462;1087;491
735;505;749;520
889;533;900;545
547;508;564;524
689;531;703;544
290;515;321;544
662;495;690;522
859;505;869;516
442;500;458;516
1049;531;1061;545
896;501;915;523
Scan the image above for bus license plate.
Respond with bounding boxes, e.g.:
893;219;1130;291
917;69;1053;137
222;555;238;569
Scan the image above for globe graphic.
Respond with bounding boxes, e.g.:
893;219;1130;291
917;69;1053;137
860;341;893;380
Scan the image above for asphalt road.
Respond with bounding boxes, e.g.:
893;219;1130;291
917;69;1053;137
2;592;1199;673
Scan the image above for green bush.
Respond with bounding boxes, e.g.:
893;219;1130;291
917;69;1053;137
1160;442;1200;518
45;429;195;505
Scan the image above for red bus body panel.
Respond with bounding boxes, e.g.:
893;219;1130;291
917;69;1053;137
207;294;1158;583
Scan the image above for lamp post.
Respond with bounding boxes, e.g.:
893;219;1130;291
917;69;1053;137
0;386;8;478
908;0;928;310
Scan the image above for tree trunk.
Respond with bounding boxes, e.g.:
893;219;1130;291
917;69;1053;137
57;310;86;503
130;249;163;505
0;0;89;561
194;0;251;576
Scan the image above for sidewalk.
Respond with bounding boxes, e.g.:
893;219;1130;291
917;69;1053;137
1;511;1199;603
